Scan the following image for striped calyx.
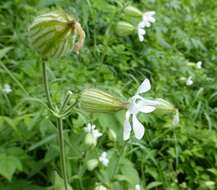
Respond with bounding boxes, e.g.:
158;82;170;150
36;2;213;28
79;88;127;113
124;6;143;17
29;10;85;58
116;21;135;36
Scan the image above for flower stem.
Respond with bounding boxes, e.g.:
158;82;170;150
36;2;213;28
41;61;68;190
42;61;53;110
57;118;68;190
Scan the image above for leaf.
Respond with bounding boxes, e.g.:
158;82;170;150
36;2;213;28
28;133;57;151
54;172;73;190
0;179;46;190
146;181;163;189
119;158;139;186
0;154;22;181
0;47;13;60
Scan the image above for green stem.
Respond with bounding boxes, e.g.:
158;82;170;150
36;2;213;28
41;61;68;190
57;118;68;190
111;142;127;180
60;91;73;112
42;61;53;110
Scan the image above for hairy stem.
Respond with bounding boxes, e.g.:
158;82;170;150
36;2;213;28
42;61;53;109
41;61;68;190
57;118;68;190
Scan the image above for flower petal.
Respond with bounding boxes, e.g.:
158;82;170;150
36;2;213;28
138;105;156;113
138;21;145;28
132;114;145;140
123;111;132;140
136;78;151;94
138;28;145;35
138;34;144;42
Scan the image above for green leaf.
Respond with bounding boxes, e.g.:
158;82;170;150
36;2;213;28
54;172;73;190
120;158;139;186
0;179;47;190
0;47;13;60
0;154;22;181
146;181;163;189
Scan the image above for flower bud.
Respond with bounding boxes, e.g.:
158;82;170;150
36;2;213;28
95;184;108;190
85;133;97;146
29;10;85;58
87;159;99;171
145;98;180;125
124;6;143;17
79;88;127;113
153;98;176;112
116;21;135;36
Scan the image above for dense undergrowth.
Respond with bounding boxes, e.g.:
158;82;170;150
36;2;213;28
0;0;217;189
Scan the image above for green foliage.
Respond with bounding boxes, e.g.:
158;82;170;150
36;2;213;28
54;172;72;190
0;0;217;189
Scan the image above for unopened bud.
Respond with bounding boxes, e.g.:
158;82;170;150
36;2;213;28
85;133;97;146
146;98;179;125
124;6;143;17
79;88;127;113
29;10;85;58
116;21;135;36
87;159;99;171
95;184;108;190
154;98;176;112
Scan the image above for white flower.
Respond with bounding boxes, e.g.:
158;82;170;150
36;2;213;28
135;184;141;190
123;79;156;140
2;84;12;94
186;76;193;86
99;152;109;166
196;61;202;69
142;11;156;27
137;22;146;42
137;11;156;42
84;123;102;141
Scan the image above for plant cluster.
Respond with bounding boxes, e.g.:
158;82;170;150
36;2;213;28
0;0;217;190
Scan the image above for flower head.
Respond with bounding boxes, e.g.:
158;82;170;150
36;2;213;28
29;10;85;57
135;184;141;190
123;79;178;140
196;61;202;69
84;123;102;140
142;11;156;27
2;84;12;94
186;76;193;86
84;123;102;146
124;79;155;140
137;11;156;42
99;152;109;166
87;159;99;171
